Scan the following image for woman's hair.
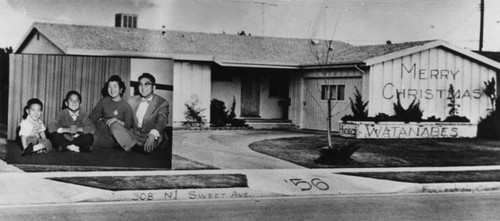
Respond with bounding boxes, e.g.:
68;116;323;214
103;75;126;97
22;98;43;119
62;90;82;109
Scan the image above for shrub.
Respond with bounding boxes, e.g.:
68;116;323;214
314;140;361;165
183;95;206;126
210;99;228;127
478;99;500;139
231;118;247;127
392;94;423;123
373;113;391;123
443;115;470;123
349;87;368;120
425;115;441;122
210;97;240;127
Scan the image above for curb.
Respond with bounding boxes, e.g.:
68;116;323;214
2;168;500;205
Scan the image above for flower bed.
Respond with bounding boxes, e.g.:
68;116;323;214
339;121;477;139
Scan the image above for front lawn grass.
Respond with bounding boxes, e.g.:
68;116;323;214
248;136;500;168
49;174;248;191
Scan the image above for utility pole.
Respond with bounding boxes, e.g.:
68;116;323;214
479;0;484;51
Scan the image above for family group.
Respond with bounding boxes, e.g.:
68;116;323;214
18;73;169;156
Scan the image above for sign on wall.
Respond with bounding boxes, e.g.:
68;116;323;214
382;64;482;101
368;48;496;123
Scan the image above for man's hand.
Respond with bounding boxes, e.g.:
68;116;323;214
144;134;155;153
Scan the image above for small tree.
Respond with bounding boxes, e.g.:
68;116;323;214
227;96;237;121
447;84;459;116
341;86;369;122
483;78;496;112
350;86;368;120
443;84;470;122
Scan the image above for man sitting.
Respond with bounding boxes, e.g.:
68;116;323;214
109;73;169;153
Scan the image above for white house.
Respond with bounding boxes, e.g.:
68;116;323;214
11;19;500;138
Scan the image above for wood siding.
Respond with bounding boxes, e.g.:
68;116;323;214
8;54;130;140
301;68;363;131
289;73;304;127
367;47;497;123
173;61;211;126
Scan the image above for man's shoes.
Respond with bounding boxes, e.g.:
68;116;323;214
81;145;93;153
130;144;148;153
21;143;34;157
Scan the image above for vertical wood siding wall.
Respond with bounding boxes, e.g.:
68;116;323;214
8;54;130;140
288;73;304;128
173;61;211;126
300;68;362;131
368;47;496;123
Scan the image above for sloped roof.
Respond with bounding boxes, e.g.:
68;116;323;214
17;22;433;67
475;51;500;63
365;40;500;70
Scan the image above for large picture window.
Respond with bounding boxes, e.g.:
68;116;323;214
321;84;345;100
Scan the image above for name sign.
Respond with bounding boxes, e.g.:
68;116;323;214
340;122;477;139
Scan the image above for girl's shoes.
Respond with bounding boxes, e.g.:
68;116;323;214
21;143;34;157
21;144;47;156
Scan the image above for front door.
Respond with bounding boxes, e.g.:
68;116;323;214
241;74;260;117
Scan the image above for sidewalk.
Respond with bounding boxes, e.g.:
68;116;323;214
2;128;500;206
2;166;500;205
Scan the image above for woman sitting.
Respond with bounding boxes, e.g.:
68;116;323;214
90;75;133;148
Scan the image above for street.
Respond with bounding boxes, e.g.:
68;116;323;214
1;192;500;220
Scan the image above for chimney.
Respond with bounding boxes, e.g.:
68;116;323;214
115;13;138;28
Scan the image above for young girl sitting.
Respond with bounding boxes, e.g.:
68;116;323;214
19;98;53;156
48;91;95;153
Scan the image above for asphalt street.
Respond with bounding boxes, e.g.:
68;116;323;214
1;192;500;220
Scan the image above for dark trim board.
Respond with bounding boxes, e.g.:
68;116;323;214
130;81;173;91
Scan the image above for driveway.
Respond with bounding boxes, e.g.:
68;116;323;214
173;130;321;169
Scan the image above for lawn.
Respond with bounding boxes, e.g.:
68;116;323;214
339;170;500;183
248;136;500;168
50;174;247;191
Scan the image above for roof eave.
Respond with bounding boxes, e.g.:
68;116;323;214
65;49;217;61
300;62;366;70
215;60;300;69
365;40;500;70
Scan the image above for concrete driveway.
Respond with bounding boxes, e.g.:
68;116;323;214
173;130;321;169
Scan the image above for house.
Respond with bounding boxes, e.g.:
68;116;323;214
9;18;500;140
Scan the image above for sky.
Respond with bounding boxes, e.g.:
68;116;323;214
0;0;499;51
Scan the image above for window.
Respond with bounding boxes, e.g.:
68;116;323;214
321;84;345;100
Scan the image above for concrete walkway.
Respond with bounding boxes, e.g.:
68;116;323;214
173;130;320;169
